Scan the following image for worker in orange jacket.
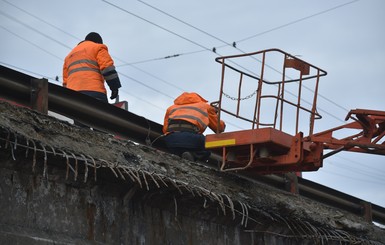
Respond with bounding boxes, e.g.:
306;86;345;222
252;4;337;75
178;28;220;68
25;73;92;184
63;32;121;103
163;92;226;161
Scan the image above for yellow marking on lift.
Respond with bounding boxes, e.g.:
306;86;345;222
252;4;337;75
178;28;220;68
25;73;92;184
205;139;236;148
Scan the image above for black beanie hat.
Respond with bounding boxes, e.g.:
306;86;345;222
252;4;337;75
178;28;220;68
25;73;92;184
85;32;103;44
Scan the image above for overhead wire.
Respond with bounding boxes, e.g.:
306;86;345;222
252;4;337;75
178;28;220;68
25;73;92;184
0;10;73;50
100;1;292;131
1;0;188;101
226;0;359;115
0;61;60;83
123;64;184;93
1;25;64;61
101;0;212;53
1;24;174;108
331;154;385;177
234;0;361;45
134;0;355;122
329;161;385;182
319;168;385;186
118;72;174;100
136;0;233;47
116;49;205;67
1;0;80;42
0;0;206;97
136;0;359;116
119;90;165;112
100;0;265;101
1;1;180;104
101;0;287;97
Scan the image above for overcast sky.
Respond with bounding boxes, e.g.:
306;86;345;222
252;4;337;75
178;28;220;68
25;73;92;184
1;0;384;207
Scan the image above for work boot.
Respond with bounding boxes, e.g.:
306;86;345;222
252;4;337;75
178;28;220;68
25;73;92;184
193;151;211;162
181;152;195;161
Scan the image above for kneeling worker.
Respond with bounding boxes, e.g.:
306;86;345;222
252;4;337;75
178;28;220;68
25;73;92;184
162;92;226;161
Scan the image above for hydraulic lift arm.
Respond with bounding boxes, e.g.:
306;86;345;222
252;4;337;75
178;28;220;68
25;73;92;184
306;109;385;159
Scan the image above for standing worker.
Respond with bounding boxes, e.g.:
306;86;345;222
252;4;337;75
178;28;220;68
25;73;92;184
163;92;226;161
63;32;121;103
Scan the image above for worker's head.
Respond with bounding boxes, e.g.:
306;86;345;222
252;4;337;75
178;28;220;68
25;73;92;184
85;32;103;44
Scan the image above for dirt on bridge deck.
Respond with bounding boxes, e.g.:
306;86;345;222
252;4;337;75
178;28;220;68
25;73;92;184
0;100;384;244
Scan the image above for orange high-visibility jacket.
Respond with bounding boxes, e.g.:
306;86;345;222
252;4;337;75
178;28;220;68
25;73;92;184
63;40;120;94
163;92;226;134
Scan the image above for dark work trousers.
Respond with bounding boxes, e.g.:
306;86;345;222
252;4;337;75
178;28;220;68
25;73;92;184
80;90;108;102
74;91;108;128
163;131;211;160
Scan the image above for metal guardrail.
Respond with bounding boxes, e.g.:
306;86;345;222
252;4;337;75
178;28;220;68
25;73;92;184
1;64;384;225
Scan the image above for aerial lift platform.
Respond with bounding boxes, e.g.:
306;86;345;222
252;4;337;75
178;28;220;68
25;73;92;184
205;49;385;174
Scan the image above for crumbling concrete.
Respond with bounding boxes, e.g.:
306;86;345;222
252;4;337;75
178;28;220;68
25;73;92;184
0;101;384;244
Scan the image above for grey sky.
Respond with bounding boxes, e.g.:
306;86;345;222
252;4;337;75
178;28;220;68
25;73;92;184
1;0;384;206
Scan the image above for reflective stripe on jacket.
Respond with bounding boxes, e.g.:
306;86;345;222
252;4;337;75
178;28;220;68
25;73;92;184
63;40;121;94
163;92;225;134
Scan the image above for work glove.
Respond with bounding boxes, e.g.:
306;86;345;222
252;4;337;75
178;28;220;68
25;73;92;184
110;89;119;100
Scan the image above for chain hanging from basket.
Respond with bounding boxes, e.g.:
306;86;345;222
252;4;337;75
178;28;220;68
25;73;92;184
222;90;257;101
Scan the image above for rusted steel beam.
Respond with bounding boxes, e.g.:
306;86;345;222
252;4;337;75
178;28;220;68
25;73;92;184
361;201;373;223
284;172;299;194
31;78;48;114
0;65;164;148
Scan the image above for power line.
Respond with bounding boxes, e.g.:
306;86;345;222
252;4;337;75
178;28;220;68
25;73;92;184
100;0;263;98
135;0;356;115
137;0;232;47
127;65;185;93
101;0;260;84
120;90;166;112
133;0;351;122
332;154;385;176
1;25;63;61
1;2;184;100
116;49;205;67
101;0;212;52
2;0;81;42
0;61;60;84
230;0;360;114
118;72;174;100
234;0;361;44
100;2;262;97
1;0;194;95
0;10;72;50
321;168;385;186
328;160;385;183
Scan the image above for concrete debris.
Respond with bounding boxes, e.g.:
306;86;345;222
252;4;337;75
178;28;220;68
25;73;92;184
1;101;384;244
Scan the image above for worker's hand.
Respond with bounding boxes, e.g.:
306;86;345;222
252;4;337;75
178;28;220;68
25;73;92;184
220;121;226;133
110;89;119;99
